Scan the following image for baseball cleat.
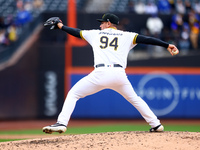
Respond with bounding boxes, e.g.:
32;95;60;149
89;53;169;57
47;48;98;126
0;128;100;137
149;124;164;132
42;123;67;134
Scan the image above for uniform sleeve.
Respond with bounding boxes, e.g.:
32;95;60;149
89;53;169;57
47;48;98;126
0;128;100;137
61;26;81;38
133;34;138;44
80;30;98;44
80;30;91;41
136;34;169;48
80;30;85;40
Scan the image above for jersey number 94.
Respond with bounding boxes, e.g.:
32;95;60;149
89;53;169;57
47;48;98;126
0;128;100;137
100;36;118;51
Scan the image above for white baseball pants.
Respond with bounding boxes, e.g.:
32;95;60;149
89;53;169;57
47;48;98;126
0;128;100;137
57;67;161;128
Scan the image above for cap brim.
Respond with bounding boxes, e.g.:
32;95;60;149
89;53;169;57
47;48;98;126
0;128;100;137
97;19;106;22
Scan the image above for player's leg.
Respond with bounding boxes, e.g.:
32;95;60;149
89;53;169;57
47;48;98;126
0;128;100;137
110;76;163;131
43;72;104;134
57;76;103;126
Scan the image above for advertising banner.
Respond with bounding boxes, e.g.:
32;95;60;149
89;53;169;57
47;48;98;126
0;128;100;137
130;72;200;117
38;45;65;118
71;70;200;118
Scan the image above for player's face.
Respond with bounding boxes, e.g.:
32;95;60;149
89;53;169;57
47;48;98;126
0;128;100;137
100;22;109;30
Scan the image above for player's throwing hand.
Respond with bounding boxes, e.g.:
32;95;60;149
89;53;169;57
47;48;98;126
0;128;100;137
167;44;179;56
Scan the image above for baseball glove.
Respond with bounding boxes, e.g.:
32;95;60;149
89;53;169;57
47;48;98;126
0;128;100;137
44;17;62;30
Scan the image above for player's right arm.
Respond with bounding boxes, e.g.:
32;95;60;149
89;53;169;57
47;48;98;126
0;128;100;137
57;22;82;38
135;34;179;56
136;35;169;48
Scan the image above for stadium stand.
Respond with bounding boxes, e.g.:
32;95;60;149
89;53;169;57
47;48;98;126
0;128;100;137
0;0;87;64
0;0;16;17
84;0;113;13
1;0;200;64
109;0;130;13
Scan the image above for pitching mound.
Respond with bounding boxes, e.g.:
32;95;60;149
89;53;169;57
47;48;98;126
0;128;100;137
0;131;199;150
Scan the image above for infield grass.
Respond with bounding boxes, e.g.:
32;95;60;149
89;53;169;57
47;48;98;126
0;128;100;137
0;124;199;142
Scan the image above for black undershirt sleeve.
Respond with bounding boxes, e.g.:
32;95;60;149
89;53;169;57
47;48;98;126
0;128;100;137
136;35;169;48
61;25;81;38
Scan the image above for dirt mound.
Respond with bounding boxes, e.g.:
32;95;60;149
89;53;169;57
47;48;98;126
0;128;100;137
0;131;199;150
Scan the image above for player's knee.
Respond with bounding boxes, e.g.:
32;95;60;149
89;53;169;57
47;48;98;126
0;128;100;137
67;90;82;101
126;95;143;103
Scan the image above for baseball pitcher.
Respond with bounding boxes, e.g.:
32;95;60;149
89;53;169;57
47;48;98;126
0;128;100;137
42;13;179;134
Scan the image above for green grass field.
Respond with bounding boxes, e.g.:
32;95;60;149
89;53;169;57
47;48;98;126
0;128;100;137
0;124;199;142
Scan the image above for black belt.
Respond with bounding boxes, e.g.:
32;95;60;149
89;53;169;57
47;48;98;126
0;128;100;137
95;64;123;68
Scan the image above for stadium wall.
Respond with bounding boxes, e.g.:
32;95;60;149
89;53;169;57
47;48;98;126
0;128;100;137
0;13;200;120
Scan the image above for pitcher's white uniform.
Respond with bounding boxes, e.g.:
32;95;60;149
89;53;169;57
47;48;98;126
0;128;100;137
57;28;161;128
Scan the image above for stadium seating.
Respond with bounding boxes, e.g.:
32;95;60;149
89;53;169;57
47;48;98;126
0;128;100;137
0;0;17;17
0;0;199;63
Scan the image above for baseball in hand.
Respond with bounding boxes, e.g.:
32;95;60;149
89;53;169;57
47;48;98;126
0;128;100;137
172;49;179;55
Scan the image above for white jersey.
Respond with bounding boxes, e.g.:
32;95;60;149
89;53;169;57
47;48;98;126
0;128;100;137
80;28;138;68
56;27;161;130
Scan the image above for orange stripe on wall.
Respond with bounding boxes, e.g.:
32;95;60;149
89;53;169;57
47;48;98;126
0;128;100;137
125;67;200;74
65;0;88;94
68;67;200;74
68;67;94;74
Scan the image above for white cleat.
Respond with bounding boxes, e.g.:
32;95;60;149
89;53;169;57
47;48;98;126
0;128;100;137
149;124;164;132
43;123;67;134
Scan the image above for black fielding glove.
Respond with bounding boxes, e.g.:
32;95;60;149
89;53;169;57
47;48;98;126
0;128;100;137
44;17;62;30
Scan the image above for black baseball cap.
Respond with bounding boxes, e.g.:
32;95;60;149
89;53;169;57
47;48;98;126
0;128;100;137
97;13;119;25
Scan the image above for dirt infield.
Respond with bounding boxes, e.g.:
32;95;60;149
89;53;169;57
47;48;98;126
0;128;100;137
0;131;200;150
0;119;200;150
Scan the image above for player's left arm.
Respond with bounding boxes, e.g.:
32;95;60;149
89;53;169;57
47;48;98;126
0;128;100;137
135;34;179;56
57;23;82;38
